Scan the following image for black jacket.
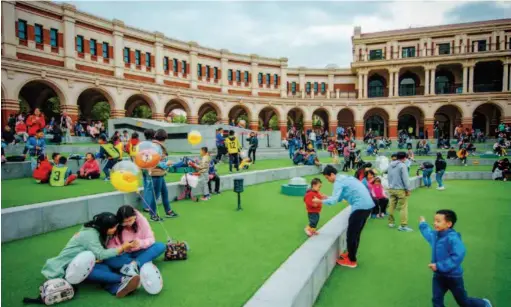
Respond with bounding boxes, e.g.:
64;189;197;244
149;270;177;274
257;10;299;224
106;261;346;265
435;159;447;173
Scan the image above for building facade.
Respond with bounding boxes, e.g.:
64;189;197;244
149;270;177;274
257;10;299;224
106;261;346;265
1;1;510;139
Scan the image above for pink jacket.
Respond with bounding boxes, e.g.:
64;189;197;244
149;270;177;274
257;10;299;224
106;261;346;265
370;184;387;199
80;159;100;175
107;210;155;251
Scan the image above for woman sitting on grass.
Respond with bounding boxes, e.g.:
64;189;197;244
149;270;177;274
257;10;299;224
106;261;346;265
105;205;166;278
77;153;101;179
42;213;140;298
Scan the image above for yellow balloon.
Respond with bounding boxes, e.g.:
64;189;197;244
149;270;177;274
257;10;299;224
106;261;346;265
111;171;139;193
188;130;202;145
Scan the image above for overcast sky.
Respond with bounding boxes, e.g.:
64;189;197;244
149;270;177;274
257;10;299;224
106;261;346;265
65;1;511;68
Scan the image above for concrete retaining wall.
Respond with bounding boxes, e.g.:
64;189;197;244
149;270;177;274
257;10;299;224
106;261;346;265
1;165;325;243
244;171;492;307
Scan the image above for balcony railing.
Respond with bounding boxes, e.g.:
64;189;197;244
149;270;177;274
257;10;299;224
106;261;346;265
474;82;502;93
399;85;424;96
435;83;463;95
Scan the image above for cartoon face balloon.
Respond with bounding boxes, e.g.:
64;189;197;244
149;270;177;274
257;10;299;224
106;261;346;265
187;130;202;145
140;262;163;295
110;161;140;193
134;141;162;169
65;251;96;285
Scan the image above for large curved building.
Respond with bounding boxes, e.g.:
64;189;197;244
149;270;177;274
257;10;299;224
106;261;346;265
1;1;510;139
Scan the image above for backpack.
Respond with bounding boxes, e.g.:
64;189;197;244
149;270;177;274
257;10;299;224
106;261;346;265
23;279;75;305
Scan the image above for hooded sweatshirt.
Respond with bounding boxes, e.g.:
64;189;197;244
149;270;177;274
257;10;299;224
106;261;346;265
387;160;410;191
419;222;465;277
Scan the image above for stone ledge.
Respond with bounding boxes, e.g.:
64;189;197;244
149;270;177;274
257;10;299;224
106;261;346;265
243;172;492;307
1;165;327;243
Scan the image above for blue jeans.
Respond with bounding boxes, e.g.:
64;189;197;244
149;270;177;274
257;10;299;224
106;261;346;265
432;275;487;307
150;176;172;215
142;171;153;211
436;170;445;187
228;153;239;172
104;242;166;270
86;263;124;295
103;159;118;179
423;169;433;187
288;145;295;159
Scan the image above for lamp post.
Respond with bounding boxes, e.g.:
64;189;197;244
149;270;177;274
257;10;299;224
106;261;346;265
233;178;244;211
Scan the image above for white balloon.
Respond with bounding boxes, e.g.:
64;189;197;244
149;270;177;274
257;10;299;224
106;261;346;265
140;262;163;295
65;251;96;285
375;156;390;173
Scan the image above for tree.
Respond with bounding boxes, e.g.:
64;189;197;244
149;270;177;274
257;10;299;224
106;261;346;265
43;96;61;120
269;114;279;130
91;101;111;122
131;105;152;119
172;114;187;123
200;111;217;125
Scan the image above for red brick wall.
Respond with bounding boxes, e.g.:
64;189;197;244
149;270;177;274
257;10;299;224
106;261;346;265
17;52;64;67
164;80;190;88
124;73;155;83
228;89;251;96
198;85;221;92
258;92;280;97
76;64;114;76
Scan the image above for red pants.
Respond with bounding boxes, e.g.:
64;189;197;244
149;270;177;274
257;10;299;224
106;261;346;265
65;174;77;185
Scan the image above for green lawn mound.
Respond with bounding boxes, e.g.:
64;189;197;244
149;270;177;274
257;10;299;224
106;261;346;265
315;180;511;307
1;161;492;208
1;175;343;307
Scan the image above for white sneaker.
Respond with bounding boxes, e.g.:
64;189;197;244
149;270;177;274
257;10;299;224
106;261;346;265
120;262;139;277
398;226;414;232
483;298;492;307
116;275;140;298
388;223;395;228
437;186;445;190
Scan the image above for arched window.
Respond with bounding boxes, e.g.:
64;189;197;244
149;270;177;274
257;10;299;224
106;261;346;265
399;77;416;96
435;75;451;94
368;79;384;98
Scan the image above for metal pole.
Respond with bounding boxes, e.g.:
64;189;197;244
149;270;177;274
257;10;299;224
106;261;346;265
267;133;270;147
237;193;242;211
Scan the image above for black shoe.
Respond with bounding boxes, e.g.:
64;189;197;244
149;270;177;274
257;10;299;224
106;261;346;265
150;215;163;222
166;211;179;218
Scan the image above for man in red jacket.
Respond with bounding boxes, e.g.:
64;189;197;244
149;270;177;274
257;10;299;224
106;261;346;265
303;178;327;236
26;108;46;137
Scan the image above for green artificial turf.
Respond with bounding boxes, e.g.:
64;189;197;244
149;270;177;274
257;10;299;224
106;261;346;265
1;175;344;307
315;180;511;307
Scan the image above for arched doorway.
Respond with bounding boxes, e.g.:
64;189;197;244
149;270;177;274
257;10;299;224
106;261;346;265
312;108;329;132
258;107;279;131
474;61;503;92
125;94;154;119
472;103;502;135
398;106;425;138
435;64;462;94
198;102;221;125
18;80;65;121
367;73;387;98
337;108;355;129
164;99;189;123
228;105;250;127
364;108;389;137
399;70;422;96
434;105;463;138
287;108;304;130
77;88;112;123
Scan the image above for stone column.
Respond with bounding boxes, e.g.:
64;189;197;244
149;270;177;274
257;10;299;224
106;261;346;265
61;105;79;122
154;32;164;85
251;60;259;96
303;121;313;133
502;62;509;92
62;4;77;70
278;120;287;139
499;31;506;50
468;65;474;93
358;73;363;98
328;71;334;99
355;120;364;140
462;65;468;94
1;1;17;58
280;58;288;98
189;42;199;90
110;109;125;119
188;116;199;125
152;113;165;121
461;117;472;131
221;57;229;94
389;120;398;140
299;70;305;99
249;121;259;131
113;20;125;79
424;68;430;95
394;71;399;97
388;70;394;97
363;73;368;98
430;68;436;95
424;118;434;139
1;98;20;124
329;122;337;137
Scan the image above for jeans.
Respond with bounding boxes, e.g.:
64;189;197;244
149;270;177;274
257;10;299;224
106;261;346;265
307;212;320;229
142;171;153;211
288;145;295;159
436;170;445;187
229;153;239;172
346;209;372;262
208;174;220;193
432;275;487;307
86;263;124;295
215;145;225;162
104;242;166;270
248;147;256;163
423;169;433;187
103;159;118;179
150;176;172;215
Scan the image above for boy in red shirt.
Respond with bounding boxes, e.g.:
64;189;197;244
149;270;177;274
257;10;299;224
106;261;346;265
303;178;327;236
33;154;52;183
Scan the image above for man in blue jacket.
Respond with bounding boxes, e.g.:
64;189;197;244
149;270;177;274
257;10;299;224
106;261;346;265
215;128;226;163
314;165;374;268
25;129;46;170
419;210;492;307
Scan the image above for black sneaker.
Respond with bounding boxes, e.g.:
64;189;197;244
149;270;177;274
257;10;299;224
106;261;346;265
166;211;179;218
150;215;163;222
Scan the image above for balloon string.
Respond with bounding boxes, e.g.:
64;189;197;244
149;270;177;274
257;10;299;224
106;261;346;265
137;191;172;242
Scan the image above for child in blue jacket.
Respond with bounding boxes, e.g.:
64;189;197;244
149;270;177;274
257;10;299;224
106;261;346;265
419;210;492;307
